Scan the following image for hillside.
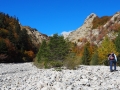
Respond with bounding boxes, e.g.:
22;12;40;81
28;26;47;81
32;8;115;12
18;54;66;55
67;12;120;46
0;12;48;63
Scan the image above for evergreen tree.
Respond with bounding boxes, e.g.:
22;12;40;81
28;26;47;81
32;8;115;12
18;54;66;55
115;31;120;66
37;40;48;62
115;31;120;53
7;31;15;44
18;28;29;50
36;34;69;61
48;34;69;61
0;13;5;28
15;23;21;34
0;40;8;54
90;51;99;65
81;45;90;65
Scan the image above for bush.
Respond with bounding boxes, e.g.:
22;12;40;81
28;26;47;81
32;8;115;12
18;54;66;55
50;61;63;67
33;57;45;68
63;52;81;69
103;59;109;66
34;57;63;69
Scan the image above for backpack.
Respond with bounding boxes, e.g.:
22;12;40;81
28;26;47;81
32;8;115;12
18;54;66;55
109;54;114;60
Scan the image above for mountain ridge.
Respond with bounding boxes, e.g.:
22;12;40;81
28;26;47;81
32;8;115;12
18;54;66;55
66;12;120;46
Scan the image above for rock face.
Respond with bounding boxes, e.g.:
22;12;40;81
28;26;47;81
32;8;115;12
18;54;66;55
67;12;120;46
104;12;120;28
21;26;49;47
0;63;120;90
67;13;97;45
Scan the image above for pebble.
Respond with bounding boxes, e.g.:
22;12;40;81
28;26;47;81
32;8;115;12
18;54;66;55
0;63;120;90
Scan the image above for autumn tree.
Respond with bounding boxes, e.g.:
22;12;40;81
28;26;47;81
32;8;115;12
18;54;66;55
0;12;36;62
97;37;118;65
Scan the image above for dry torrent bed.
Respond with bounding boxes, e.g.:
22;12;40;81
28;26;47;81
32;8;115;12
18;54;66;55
0;63;120;90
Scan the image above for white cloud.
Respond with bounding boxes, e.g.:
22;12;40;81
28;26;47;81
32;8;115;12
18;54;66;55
61;31;72;39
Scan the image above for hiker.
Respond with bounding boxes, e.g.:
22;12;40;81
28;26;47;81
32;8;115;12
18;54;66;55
108;52;118;72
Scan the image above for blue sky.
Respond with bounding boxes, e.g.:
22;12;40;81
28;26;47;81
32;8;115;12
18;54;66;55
0;0;120;36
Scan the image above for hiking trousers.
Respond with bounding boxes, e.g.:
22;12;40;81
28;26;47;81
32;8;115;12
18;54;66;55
109;60;117;71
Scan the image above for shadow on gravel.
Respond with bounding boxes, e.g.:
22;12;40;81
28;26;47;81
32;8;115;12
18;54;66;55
0;61;33;64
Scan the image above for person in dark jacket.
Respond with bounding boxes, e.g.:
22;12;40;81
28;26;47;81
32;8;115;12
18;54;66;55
108;52;118;72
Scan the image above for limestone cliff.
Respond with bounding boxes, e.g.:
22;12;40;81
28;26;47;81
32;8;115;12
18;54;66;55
66;12;120;46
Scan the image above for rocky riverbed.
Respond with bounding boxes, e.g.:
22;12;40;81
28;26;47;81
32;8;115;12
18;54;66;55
0;63;120;90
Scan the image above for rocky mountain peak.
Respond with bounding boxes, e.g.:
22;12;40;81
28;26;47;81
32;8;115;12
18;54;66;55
66;12;120;46
67;13;97;45
84;13;97;25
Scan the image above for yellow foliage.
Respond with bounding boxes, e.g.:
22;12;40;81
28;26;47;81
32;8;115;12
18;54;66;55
97;37;118;64
0;28;9;34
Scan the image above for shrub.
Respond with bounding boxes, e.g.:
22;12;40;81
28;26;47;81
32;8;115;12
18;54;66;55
92;16;111;29
34;58;63;69
63;52;81;69
50;61;63;67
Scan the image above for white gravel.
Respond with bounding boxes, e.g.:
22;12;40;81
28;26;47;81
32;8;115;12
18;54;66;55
0;63;120;90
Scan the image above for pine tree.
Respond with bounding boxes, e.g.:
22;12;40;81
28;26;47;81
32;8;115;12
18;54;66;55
37;40;48;62
115;31;120;66
48;34;69;61
18;28;29;50
0;40;8;54
115;31;120;53
90;51;98;65
81;45;90;65
36;34;69;63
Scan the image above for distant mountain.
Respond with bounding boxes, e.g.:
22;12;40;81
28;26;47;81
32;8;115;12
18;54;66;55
66;12;120;46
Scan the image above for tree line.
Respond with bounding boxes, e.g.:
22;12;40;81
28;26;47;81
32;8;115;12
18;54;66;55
1;12;120;69
0;12;36;63
35;31;120;69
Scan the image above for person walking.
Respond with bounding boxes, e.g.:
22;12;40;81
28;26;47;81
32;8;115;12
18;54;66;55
108;52;118;72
